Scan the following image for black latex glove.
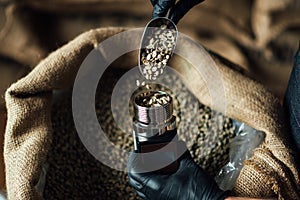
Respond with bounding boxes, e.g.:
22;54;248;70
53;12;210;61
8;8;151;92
150;0;205;24
127;148;229;200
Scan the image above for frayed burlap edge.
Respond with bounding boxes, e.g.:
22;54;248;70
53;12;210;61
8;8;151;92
4;27;300;199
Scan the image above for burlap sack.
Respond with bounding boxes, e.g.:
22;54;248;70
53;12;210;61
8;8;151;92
4;27;300;199
0;109;6;190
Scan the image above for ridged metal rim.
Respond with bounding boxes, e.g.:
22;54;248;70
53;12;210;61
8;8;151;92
133;90;173;126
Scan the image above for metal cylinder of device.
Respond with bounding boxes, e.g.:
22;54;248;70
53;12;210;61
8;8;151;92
131;85;179;173
132;89;176;145
134;91;173;126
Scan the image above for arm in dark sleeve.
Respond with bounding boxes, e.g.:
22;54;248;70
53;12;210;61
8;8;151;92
150;0;205;24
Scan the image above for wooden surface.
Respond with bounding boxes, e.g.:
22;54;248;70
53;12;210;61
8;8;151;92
0;110;6;191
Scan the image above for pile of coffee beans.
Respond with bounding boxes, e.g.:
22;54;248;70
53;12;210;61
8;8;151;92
135;90;171;107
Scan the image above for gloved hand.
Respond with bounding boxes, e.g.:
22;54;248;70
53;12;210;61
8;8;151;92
127;148;229;200
150;0;205;24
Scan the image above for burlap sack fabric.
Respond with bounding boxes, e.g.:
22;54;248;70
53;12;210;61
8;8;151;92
1;0;300;199
3;26;300;199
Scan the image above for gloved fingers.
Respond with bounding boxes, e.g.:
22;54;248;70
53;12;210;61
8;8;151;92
127;152;160;190
137;174;169;199
128;174;144;190
129;168;165;199
136;190;147;199
150;0;158;6
127;151;140;173
152;0;176;19
128;177;149;200
129;148;183;173
169;0;205;24
127;152;150;182
174;144;204;173
127;178;148;200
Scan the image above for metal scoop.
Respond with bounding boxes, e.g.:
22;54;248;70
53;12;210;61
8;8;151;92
139;17;178;81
